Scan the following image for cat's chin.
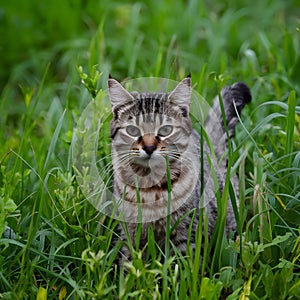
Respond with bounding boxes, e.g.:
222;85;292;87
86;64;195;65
130;156;164;176
132;156;151;168
130;162;151;176
116;154;167;188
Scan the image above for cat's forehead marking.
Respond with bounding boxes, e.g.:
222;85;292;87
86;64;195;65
134;113;166;129
136;92;167;115
116;92;167;121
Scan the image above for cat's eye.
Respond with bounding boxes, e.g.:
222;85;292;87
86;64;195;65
158;125;173;137
126;125;141;137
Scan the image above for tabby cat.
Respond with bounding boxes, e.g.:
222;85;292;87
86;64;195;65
108;76;251;259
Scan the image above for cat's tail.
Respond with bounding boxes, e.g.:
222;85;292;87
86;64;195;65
204;82;252;160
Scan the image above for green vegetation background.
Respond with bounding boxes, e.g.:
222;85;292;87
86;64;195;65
0;0;299;299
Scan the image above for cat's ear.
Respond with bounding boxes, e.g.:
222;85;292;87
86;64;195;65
167;76;191;116
108;78;134;108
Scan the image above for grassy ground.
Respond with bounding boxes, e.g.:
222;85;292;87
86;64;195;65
0;0;300;299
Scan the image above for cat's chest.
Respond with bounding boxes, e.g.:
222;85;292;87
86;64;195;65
115;179;199;225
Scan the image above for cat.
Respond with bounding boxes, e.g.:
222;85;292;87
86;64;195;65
107;75;251;260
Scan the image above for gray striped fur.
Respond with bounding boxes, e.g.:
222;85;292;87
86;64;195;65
108;77;251;261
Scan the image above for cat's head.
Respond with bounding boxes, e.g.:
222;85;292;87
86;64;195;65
108;77;193;188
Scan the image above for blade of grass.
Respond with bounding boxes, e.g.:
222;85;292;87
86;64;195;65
43;109;66;172
286;90;296;165
135;176;142;251
165;155;172;258
162;155;172;300
191;213;202;298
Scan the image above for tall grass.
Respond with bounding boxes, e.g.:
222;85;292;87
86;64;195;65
0;0;300;299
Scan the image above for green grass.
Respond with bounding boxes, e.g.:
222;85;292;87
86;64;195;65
1;0;300;299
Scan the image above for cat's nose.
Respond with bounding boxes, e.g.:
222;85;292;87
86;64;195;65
143;145;156;155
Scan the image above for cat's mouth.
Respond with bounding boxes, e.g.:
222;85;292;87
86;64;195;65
133;154;152;167
129;145;179;168
129;150;166;177
131;150;159;165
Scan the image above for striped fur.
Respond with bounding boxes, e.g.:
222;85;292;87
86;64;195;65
108;77;251;261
